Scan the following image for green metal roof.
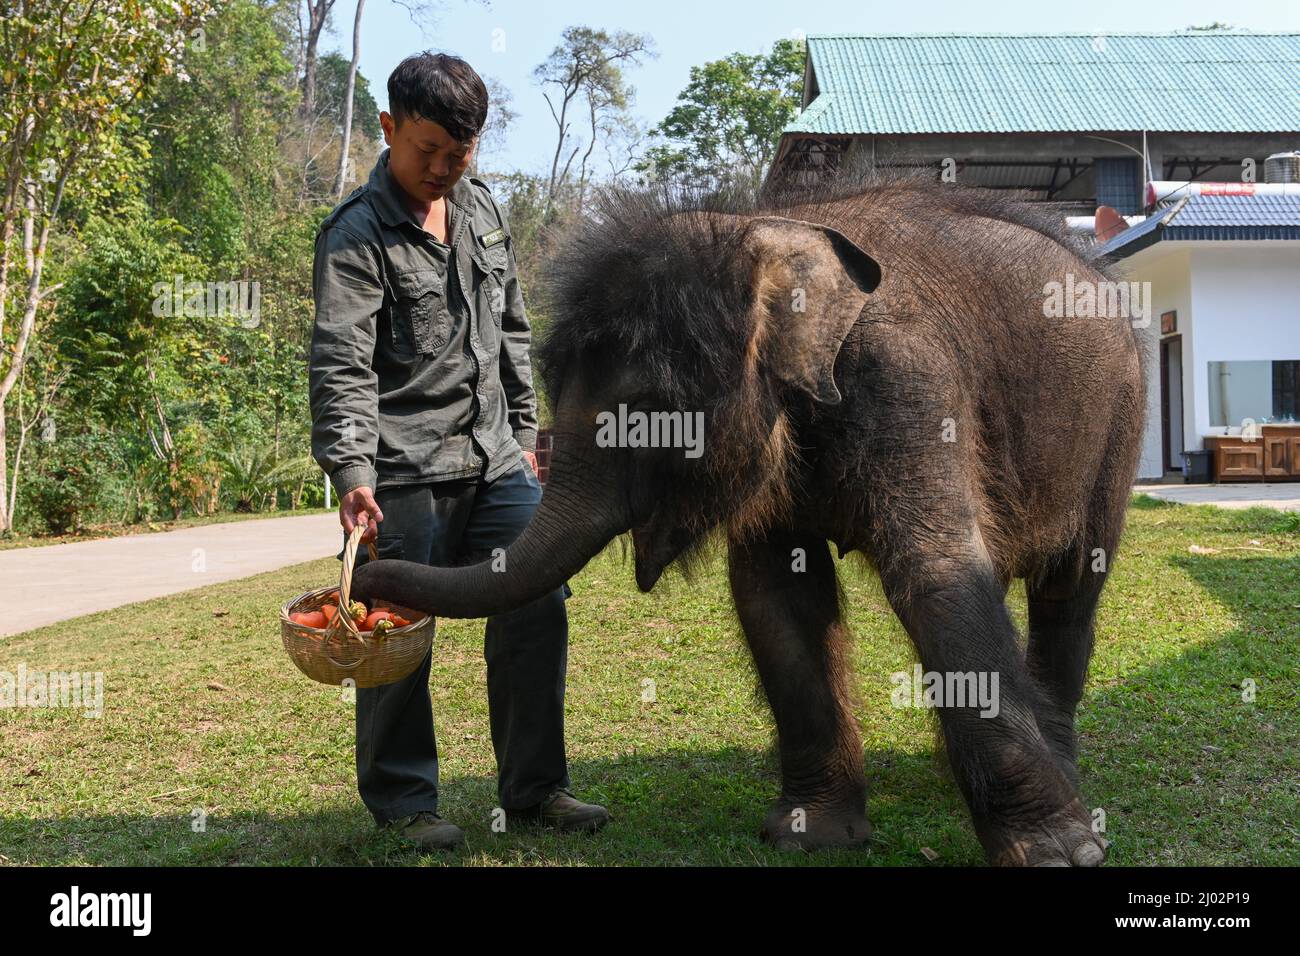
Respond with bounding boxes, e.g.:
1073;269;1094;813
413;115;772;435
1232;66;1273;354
787;33;1300;136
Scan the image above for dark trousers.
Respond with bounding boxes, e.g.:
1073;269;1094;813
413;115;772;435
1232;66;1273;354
350;462;570;825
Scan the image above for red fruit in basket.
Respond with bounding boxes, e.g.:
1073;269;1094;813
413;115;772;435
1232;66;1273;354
372;618;395;638
291;610;327;629
321;603;338;624
363;609;393;631
348;600;368;623
390;614;412;627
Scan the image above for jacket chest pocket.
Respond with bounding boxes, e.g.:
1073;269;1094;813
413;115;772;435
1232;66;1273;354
389;269;449;355
471;245;509;320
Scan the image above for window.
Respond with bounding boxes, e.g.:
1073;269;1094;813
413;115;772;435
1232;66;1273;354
1275;361;1299;420
1208;360;1300;426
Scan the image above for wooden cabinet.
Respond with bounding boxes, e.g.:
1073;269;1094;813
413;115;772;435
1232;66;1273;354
1264;437;1290;477
1205;426;1300;482
1212;441;1265;479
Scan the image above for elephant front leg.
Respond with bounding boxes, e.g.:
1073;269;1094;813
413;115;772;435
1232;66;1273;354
728;531;870;850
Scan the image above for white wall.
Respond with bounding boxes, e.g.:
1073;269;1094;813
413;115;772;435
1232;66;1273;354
1188;244;1300;440
1118;242;1300;478
1120;249;1192;479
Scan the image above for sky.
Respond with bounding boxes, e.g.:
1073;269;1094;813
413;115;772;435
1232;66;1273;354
333;0;1300;176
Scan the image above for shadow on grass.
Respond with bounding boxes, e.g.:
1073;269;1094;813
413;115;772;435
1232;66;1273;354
1072;551;1299;865
0;745;973;867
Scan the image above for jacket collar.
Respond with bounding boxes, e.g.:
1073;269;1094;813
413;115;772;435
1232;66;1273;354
370;148;474;234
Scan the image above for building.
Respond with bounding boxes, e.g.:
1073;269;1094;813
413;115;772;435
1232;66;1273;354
1097;191;1300;481
772;32;1300;482
771;32;1300;217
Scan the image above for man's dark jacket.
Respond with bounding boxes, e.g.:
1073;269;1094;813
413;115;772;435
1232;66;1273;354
309;149;536;498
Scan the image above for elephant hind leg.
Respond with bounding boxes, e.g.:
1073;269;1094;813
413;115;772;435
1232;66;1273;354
1025;477;1127;783
880;531;1105;866
1025;555;1106;784
728;530;870;851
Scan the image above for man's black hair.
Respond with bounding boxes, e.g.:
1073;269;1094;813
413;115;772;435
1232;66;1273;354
387;52;488;143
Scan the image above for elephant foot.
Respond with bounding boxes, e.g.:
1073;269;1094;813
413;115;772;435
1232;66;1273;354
979;798;1107;867
760;801;872;851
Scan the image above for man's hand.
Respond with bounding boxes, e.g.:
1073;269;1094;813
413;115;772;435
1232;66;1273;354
523;450;538;476
340;486;384;544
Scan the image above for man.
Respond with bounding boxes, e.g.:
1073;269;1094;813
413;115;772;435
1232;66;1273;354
309;52;608;850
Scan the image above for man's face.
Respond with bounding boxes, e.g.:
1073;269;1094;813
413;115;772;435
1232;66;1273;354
380;111;476;206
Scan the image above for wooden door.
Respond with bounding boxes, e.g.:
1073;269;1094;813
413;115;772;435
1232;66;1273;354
1264;437;1290;477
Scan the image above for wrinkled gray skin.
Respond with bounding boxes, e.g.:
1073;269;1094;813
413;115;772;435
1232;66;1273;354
353;181;1145;865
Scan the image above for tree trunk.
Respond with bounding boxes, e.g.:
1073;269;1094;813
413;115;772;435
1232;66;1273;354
333;0;366;201
300;0;335;121
0;413;9;534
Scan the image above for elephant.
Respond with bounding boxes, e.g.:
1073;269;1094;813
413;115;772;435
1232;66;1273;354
352;174;1146;866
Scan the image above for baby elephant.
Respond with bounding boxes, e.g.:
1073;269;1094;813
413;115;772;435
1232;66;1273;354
353;176;1145;866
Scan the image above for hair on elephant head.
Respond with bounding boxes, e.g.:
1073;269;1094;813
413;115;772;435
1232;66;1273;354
537;188;882;589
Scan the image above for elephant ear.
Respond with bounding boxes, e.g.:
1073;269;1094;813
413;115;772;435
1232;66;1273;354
743;217;881;405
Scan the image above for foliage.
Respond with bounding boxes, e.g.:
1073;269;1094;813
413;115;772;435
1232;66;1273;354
315;51;382;141
4;0;332;533
215;444;316;512
20;430;123;534
1;4;724;534
0;0;215;534
55;204;205;425
142;0;299;271
640;38;805;189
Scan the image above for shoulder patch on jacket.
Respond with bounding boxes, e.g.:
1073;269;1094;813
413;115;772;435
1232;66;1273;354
319;184;369;233
468;176;503;214
467;176;509;244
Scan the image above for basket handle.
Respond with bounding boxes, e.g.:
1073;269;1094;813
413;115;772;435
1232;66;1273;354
324;521;380;648
326;655;365;670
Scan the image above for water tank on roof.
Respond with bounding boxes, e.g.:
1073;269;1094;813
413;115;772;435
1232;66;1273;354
1264;151;1300;184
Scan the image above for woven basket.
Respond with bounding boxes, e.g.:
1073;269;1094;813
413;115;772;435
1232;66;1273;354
280;523;434;688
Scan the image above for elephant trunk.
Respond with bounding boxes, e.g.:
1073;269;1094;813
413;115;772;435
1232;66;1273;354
351;435;626;619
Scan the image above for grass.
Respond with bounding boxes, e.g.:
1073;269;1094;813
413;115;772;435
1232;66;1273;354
1;500;1296;866
0;507;334;552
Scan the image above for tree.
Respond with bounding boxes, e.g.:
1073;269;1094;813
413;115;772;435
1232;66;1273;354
533;26;654;213
0;0;211;533
315;52;380;141
471;75;517;177
641;38;804;190
146;0;299;271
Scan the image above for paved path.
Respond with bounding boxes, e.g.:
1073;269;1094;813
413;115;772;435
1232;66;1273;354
4;482;1297;638
0;513;340;638
1133;483;1300;511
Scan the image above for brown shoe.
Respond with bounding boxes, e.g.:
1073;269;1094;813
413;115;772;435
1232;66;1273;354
391;811;465;850
509;788;610;833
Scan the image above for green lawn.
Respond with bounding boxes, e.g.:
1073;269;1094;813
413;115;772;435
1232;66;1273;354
1;497;1296;866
